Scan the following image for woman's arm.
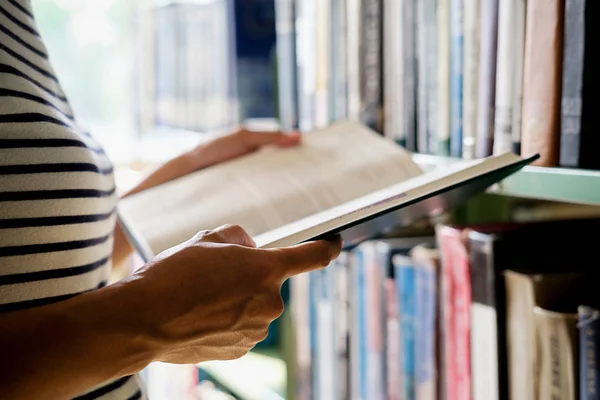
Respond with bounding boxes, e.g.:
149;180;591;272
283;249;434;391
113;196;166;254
1;225;340;399
0;280;155;399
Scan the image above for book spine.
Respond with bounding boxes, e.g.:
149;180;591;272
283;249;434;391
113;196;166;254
386;277;402;400
520;0;565;166
365;245;386;400
317;265;336;400
349;249;366;400
475;0;498;158
395;256;417;400
275;0;299;131
415;258;438;400
492;0;526;155
328;0;338;123
461;0;480;160
360;0;384;133
416;0;429;153
438;226;472;400
534;307;579;400
346;0;362;121
437;0;452;156
508;0;526;155
449;0;464;158
559;0;585;167
383;0;405;144
309;270;320;397
570;0;599;170
291;273;312;400
579;306;599;400
334;253;350;400
332;0;348;122
296;0;316;131
425;0;438;155
402;0;418;151
469;235;500;400
314;0;331;129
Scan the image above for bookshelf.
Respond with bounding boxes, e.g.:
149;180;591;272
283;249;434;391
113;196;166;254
414;154;600;206
126;0;600;397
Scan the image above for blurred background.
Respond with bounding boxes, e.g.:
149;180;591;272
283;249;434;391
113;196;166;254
33;0;278;164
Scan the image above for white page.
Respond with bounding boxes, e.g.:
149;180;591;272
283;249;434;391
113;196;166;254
119;121;423;256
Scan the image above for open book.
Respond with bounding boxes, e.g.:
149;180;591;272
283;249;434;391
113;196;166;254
118;121;537;261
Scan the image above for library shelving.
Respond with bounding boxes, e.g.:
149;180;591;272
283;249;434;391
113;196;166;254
414;154;600;206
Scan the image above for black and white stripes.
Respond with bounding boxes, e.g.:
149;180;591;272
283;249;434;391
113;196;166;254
1;1;145;398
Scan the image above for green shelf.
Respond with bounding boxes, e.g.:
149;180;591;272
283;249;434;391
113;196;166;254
413;154;600;206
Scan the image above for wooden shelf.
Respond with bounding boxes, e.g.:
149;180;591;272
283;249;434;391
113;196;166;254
413;154;600;206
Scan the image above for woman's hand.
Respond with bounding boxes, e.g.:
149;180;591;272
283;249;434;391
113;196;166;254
0;224;341;399
125;128;301;197
124;224;341;363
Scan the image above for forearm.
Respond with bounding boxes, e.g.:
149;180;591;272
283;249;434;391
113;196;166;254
0;280;156;399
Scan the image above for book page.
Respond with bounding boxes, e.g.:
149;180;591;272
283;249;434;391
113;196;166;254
119;121;423;256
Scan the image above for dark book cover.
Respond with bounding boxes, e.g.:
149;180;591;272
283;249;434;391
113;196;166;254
560;0;599;169
465;218;600;399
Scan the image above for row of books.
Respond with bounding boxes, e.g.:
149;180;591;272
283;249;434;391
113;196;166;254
291;218;600;400
133;0;279;135
134;0;239;134
274;0;598;169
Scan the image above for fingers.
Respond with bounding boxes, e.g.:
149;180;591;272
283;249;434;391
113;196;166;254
195;224;257;248
238;129;301;150
268;236;343;279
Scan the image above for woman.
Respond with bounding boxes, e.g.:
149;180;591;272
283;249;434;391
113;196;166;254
0;1;342;398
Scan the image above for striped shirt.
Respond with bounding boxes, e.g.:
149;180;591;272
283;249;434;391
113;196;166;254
1;1;144;398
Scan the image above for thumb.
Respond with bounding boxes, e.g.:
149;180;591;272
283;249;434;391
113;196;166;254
269;237;343;279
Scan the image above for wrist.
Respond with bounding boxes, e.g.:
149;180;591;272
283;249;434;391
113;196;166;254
59;280;159;377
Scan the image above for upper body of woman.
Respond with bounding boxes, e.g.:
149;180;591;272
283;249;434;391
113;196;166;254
0;1;341;398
